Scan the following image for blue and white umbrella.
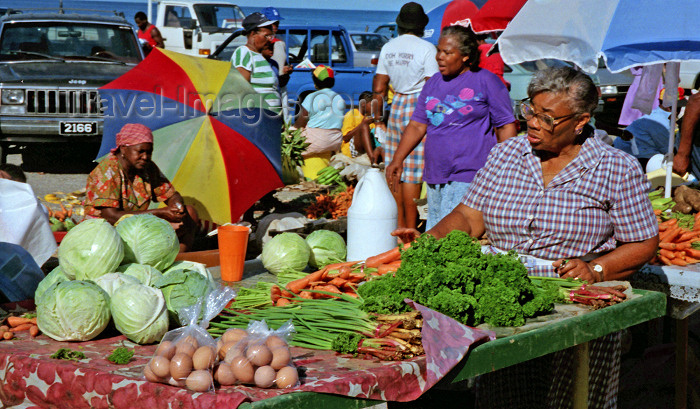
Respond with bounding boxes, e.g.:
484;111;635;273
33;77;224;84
497;0;700;196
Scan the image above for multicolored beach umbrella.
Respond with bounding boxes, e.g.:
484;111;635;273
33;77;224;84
98;48;283;225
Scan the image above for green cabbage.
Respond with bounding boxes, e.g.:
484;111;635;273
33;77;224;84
117;263;163;286
110;282;169;344
93;273;141;297
36;280;110;341
154;268;212;326
261;232;311;274
163;261;216;288
305;230;347;268
115;214;179;271
35;266;70;304
58;218;124;280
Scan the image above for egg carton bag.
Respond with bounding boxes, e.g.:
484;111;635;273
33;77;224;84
214;319;300;389
143;286;236;392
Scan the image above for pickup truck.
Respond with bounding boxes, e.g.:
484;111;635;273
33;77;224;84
0;8;144;168
147;0;246;57
210;25;376;110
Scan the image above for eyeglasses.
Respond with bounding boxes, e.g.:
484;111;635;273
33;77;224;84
256;31;274;40
520;100;577;131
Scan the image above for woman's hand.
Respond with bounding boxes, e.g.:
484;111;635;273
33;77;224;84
157;202;186;223
553;258;602;283
391;228;421;245
385;160;403;193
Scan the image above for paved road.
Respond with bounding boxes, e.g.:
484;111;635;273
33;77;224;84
7;154;90;208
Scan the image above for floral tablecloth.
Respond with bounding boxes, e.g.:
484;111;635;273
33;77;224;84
0;300;494;409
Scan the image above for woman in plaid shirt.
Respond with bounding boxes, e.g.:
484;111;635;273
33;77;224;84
395;67;658;408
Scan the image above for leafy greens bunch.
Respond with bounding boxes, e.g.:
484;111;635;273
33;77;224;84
357;231;556;327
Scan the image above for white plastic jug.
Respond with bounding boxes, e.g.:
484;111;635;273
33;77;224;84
346;168;398;261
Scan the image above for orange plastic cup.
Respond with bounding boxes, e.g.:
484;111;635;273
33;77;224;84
218;225;250;282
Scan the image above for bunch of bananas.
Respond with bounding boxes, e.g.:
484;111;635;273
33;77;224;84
648;189;675;212
42;189;85;206
315;166;343;185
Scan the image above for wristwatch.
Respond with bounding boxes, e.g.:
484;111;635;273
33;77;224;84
591;263;604;281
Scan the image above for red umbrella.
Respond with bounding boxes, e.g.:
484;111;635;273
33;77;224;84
424;0;480;44
469;0;527;34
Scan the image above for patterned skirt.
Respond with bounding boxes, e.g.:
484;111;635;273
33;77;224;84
384;92;423;184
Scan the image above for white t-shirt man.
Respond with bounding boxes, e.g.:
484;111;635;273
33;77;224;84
376;34;439;94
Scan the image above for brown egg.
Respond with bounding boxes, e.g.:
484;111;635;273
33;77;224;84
144;363;165;383
254;365;276;388
246;344;272;367
275;366;299;389
270;346;291;370
218;341;236;361
168;377;186;387
149;356;171;378
192;346;216;370
230;356;254;384
214;363;237;386
155;341;176;359
181;335;199;349
176;341;197;357
265;335;287;349
170;353;193;380
186;370;212;392
222;328;248;345
224;343;246;364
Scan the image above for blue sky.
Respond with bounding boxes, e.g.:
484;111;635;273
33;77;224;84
104;0;447;11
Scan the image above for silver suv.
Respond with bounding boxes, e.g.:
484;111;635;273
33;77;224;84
0;9;143;169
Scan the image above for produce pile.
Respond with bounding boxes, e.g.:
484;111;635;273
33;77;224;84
34;214;219;344
648;187;700;266
304;185;354;220
358;231;557;327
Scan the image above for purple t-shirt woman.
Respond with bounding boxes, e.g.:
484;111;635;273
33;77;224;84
411;69;515;184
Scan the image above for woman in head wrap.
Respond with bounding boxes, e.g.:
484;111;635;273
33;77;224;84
83;123;196;251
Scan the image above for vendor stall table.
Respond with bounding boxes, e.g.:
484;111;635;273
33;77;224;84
0;262;666;409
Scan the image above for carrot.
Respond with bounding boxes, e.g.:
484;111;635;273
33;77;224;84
348;272;366;283
654;209;663;216
275;298;291;307
29;325;39;337
659;242;679;250
659;248;676;259
280;288;294;299
326;277;348;287
674;241;693;250
365;247;401;268
342;291;359;298
684;248;700;259
659;218;678;228
315;284;342;298
2;332;12;340
299;291;313;300
270;286;281;303
659;255;673;265
660;226;682;243
7;316;31;328
377;260;402;275
671;258;688;266
286;277;310;294
9;323;33;332
658;224;669;232
676;231;700;242
337;266;352;280
684;256;700;264
305;269;327;283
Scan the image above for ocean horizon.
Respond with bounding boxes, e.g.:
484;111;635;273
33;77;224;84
3;0;399;33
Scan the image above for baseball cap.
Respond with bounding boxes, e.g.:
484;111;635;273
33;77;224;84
242;12;274;32
262;7;283;22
